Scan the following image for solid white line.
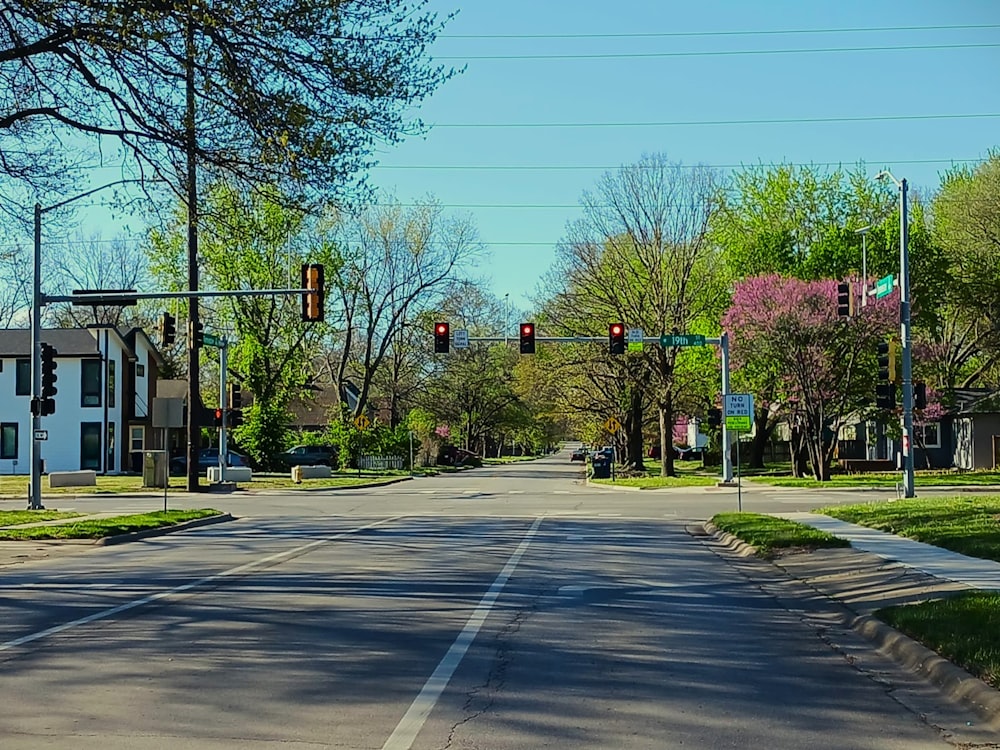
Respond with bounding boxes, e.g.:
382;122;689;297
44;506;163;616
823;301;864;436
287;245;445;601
0;516;402;653
381;516;544;750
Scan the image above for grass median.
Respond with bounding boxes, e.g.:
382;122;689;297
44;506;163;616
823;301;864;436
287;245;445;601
749;468;1000;489
589;459;721;488
0;509;222;540
710;512;849;558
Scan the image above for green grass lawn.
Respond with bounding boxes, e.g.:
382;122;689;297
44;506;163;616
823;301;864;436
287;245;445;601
590;458;722;488
710;512;850;557
0;509;222;540
818;495;1000;562
749;468;1000;488
0;510;84;527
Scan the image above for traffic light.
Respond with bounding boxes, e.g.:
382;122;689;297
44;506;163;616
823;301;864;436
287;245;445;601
837;281;854;318
519;323;536;354
434;322;450;353
160;312;176;347
301;263;325;322
228;410;244;428
213;408;224;427
609;323;625;355
888;339;900;383
192;320;204;348
875;341;896;408
914;381;927;410
40;343;58;399
229;382;242;409
706;408;722;428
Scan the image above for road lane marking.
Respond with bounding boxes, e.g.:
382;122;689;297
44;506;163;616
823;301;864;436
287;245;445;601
382;516;544;750
0;516;403;654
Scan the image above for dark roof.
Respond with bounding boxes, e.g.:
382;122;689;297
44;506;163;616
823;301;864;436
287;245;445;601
952;388;1000;414
0;329;104;358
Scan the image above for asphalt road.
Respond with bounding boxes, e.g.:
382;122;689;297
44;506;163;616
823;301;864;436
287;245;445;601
0;452;993;748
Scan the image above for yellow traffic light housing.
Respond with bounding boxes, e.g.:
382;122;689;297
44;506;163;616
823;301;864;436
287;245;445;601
301;263;325;322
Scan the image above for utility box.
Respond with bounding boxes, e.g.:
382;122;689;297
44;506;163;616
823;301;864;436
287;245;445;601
143;451;168;488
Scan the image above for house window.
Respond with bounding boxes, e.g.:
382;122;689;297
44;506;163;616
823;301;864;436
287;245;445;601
108;359;116;408
136;364;145;377
131;427;144;452
107;423;115;472
81;360;102;407
917;422;941;448
80;423;102;470
1;423;17;459
15;359;30;396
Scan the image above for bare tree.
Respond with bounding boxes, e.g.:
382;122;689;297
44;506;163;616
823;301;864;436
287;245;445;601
326;199;483;419
45;233;153;328
551;154;726;475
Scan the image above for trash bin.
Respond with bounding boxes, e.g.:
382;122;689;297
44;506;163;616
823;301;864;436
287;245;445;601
143;451;168;488
591;457;611;479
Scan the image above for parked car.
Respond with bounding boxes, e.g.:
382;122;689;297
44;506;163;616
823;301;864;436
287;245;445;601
570;448;588;462
170;448;250;475
275;444;337;468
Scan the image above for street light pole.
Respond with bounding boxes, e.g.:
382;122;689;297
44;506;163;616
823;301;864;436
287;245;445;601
855;225;871;307
877;171;914;498
28;179;155;510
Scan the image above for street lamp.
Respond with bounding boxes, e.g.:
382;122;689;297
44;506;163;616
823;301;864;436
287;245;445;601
29;179;152;509
854;225;871;307
875;170;914;499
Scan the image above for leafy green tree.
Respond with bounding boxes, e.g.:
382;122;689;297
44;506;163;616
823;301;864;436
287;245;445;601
147;181;331;467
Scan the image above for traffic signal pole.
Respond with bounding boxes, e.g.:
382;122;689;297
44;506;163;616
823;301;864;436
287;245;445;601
218;339;229;483
29;204;43;509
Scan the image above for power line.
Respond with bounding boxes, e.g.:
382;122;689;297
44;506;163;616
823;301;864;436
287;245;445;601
430;113;1000;128
437;23;1000;40
436;42;1000;61
373;158;984;171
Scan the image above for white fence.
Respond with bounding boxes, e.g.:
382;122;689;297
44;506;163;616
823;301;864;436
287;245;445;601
357;454;406;471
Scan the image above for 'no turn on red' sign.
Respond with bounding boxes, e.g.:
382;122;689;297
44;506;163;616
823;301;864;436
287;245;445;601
723;394;754;431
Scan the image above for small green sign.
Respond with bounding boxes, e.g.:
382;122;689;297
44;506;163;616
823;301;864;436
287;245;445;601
203;334;223;347
659;334;706;348
875;274;894;299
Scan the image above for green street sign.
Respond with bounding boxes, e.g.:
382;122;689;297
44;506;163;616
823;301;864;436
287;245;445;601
202;334;223;347
659;333;706;348
875;274;894;299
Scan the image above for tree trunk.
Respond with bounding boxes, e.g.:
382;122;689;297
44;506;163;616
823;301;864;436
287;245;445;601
626;387;644;470
658;398;676;477
790;422;809;478
748;409;771;469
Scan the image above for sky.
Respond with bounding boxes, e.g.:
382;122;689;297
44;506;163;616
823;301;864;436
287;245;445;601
62;1;1000;318
363;0;1000;313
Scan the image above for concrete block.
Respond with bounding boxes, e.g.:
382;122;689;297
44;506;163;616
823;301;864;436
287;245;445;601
48;470;97;487
208;466;252;484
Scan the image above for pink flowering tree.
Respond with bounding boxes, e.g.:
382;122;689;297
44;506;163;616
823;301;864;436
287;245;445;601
723;274;896;480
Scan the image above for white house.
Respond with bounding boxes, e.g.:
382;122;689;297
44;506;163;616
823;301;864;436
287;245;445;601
0;326;165;475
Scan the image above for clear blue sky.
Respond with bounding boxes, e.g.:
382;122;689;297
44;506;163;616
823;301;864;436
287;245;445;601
366;0;1000;313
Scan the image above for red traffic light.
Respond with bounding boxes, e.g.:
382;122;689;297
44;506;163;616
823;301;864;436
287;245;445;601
519;322;536;354
434;322;450;353
609;323;626;355
611;324;623;336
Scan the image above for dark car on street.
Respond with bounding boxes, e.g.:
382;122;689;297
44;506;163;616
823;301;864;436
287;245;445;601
275;444;337;468
570;448;587;462
170;448;250;475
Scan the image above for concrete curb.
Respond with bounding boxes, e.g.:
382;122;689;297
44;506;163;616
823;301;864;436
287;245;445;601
703;521;1000;730
94;513;235;546
262;476;415;494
